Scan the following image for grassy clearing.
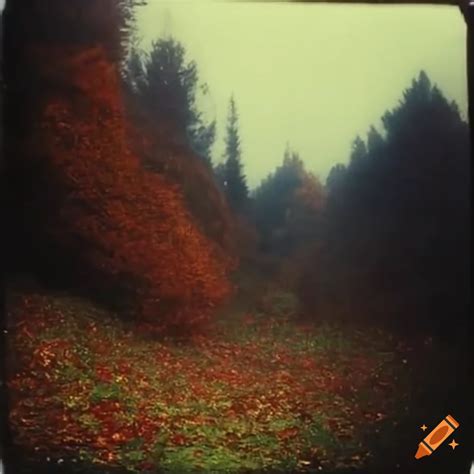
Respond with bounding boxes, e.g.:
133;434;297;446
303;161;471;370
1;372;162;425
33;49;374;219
7;287;416;473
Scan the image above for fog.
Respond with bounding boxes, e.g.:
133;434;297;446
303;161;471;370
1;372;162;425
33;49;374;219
3;1;472;473
135;1;467;188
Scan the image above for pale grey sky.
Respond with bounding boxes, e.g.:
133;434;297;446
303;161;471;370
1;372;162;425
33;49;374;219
136;2;467;188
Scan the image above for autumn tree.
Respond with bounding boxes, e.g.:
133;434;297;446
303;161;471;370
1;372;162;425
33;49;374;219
126;114;237;260
220;95;248;212
4;0;232;334
123;43;236;259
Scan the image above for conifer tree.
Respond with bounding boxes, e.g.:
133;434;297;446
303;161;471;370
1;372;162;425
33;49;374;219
349;135;368;167
222;95;248;212
125;36;216;164
303;70;469;334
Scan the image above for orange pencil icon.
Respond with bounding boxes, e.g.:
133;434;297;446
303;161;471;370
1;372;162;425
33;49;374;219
415;414;460;459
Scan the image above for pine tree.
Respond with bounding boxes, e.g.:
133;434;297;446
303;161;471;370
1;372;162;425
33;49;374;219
349;135;368;167
124;37;216;164
222;95;248;212
123;45;146;94
366;126;384;157
326;163;346;196
213;161;227;192
303;70;469;334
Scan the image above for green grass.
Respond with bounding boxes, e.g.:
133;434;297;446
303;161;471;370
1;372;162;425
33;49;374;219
89;383;122;403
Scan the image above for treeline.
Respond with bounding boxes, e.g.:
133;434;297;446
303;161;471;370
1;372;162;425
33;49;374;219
145;33;469;337
142;32;470;336
301;72;470;335
4;0;469;337
123;36;250;214
123;35;325;261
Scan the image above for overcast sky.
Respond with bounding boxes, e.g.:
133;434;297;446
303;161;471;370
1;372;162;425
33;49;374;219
135;2;467;188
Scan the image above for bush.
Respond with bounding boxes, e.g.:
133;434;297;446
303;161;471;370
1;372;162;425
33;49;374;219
126;113;237;261
10;44;232;334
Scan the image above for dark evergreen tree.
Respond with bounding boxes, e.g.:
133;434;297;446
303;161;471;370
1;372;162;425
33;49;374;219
326;163;346;196
221;95;248;212
188;120;216;167
349;135;368;167
142;38;197;132
213;161;227;192
302;70;470;336
124;37;216;164
122;45;146;94
366;125;384;158
253;144;324;255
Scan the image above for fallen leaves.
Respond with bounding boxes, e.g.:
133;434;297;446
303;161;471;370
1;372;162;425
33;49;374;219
6;289;414;472
276;426;300;440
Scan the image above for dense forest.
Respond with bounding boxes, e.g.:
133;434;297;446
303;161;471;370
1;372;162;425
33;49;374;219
2;1;471;474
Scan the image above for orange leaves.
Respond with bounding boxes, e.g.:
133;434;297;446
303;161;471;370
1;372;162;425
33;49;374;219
6;286;408;472
170;433;188;446
276;426;300;441
90;401;121;418
28;44;233;334
95;436;110;449
95;366;114;383
300;357;317;371
111;432;128;444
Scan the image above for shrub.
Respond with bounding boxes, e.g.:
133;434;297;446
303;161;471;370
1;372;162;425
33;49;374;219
126;112;237;261
13;44;233;334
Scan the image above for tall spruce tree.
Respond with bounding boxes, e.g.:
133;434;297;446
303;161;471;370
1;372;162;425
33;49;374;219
349;135;368;167
222;95;248;212
124;36;216;164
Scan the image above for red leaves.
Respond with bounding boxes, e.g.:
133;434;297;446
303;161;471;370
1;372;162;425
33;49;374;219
170;433;188;446
90;401;121;418
276;426;299;440
95;366;114;383
7;283;410;472
300;357;317;370
25;44;233;335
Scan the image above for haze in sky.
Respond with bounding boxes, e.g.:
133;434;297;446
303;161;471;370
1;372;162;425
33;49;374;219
135;1;467;188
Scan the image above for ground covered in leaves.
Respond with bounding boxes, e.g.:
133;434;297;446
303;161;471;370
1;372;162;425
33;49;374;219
7;287;420;473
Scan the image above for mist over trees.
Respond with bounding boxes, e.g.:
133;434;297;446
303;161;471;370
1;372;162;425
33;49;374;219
300;71;470;335
253;145;324;257
3;2;471;473
4;0;469;338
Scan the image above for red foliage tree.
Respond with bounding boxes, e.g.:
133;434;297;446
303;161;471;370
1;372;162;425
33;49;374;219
125;109;238;262
16;43;233;334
